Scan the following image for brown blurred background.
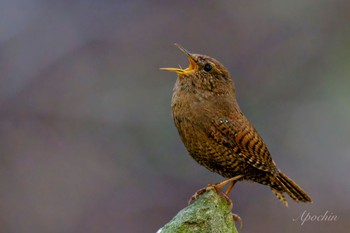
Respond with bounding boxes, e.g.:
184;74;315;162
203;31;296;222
0;1;349;232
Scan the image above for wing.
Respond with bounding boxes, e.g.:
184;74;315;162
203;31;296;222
209;117;278;174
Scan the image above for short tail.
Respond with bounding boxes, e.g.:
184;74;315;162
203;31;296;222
271;171;312;207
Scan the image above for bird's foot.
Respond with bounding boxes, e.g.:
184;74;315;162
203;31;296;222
200;175;244;204
188;186;211;205
188;175;244;205
187;183;232;208
188;182;243;229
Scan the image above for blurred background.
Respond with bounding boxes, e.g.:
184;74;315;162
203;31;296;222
0;0;349;232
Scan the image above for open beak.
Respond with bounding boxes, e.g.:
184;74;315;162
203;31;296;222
160;43;197;74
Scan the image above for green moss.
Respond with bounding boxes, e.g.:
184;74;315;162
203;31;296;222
159;189;238;233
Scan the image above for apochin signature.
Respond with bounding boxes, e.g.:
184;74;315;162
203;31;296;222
293;210;339;225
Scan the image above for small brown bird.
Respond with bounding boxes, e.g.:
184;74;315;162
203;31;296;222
161;44;312;206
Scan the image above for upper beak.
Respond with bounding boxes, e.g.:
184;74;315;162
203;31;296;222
160;43;197;74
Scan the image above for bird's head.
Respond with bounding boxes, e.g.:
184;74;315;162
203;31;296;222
161;44;235;95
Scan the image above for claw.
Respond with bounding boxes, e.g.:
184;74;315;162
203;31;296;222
188;187;208;205
232;213;243;229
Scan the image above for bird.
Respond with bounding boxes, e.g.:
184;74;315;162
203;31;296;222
161;44;312;207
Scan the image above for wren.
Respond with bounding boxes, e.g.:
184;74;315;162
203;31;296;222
161;44;312;206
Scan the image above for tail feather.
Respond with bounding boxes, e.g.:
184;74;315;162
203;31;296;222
271;188;288;207
274;171;312;205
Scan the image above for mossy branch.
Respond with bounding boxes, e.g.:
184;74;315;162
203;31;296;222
158;189;239;233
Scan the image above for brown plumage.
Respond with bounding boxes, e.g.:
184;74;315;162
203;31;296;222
161;44;312;206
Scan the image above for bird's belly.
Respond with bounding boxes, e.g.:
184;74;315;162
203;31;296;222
174;117;243;178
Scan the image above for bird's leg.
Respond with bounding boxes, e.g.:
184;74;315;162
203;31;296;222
188;175;243;205
211;175;243;205
225;180;236;195
188;175;244;228
214;175;243;190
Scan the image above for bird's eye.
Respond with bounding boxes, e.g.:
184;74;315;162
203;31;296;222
204;63;212;72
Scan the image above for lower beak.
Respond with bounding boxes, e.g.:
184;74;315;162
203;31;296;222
160;44;197;74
